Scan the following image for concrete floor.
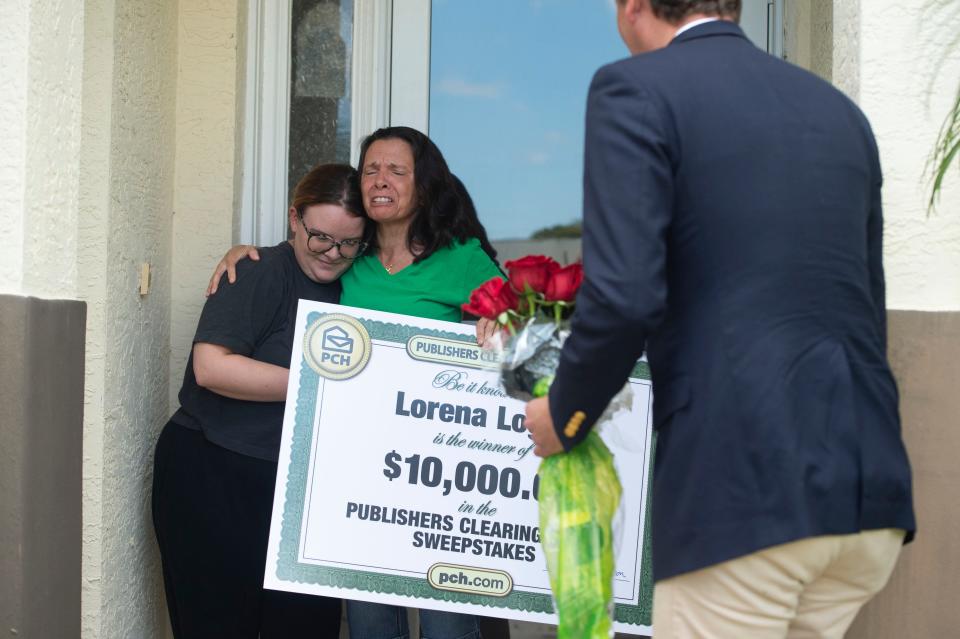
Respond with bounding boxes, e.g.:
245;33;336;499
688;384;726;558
337;609;558;638
337;608;648;638
505;619;562;638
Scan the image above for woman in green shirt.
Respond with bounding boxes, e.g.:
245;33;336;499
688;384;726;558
211;127;505;639
340;128;501;319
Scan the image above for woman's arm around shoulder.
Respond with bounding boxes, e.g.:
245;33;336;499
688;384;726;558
206;244;261;296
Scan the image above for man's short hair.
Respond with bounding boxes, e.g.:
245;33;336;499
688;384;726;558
627;0;742;23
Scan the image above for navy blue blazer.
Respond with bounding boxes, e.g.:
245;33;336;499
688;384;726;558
548;21;915;581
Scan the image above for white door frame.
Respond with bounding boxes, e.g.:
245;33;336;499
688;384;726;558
239;0;403;246
239;0;292;246
350;0;394;166
388;0;431;133
766;0;785;57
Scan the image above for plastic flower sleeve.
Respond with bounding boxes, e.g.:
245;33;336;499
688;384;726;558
468;258;630;637
488;321;630;638
538;431;622;639
493;318;562;400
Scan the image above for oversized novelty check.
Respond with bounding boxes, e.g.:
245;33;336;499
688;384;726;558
264;301;655;635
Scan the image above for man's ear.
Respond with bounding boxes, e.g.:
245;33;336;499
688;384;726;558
623;0;645;22
289;206;299;235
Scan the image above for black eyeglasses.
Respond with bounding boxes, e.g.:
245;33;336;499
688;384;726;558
298;214;368;259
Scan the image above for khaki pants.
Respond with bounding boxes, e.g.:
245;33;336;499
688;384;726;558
652;529;905;638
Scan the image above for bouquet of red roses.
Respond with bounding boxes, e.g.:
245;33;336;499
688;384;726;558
463;256;624;639
463;255;583;398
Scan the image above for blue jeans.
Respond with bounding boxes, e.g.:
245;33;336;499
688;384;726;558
346;600;481;639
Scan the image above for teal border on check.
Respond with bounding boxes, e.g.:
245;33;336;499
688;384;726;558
276;311;655;625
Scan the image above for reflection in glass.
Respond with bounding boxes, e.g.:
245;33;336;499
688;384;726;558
428;1;772;259
289;0;353;202
429;0;624;261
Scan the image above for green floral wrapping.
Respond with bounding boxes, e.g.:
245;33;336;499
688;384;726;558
538;431;622;639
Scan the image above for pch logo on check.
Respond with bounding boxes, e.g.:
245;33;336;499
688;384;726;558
322;326;353;356
304;314;371;380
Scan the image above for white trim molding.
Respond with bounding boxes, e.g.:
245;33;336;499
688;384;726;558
350;0;394;165
389;0;431;133
240;0;292;246
768;0;785;58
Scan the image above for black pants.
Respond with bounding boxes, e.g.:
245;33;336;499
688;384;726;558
152;421;341;639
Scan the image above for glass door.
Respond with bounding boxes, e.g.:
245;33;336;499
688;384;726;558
242;1;782;248
240;0;357;245
393;0;783;263
288;0;355;201
427;1;624;263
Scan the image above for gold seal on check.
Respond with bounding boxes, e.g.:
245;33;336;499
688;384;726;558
564;410;586;438
303;314;371;380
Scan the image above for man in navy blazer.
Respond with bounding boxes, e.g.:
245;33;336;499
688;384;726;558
522;0;916;635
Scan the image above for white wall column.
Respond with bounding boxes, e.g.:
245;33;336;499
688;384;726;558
858;0;960;310
79;1;179;636
0;0;83;298
0;0;178;636
791;0;960;311
170;0;243;410
0;0;29;292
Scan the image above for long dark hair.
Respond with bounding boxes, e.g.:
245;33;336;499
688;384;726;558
358;126;498;264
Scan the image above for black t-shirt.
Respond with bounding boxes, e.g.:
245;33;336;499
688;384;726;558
171;241;340;461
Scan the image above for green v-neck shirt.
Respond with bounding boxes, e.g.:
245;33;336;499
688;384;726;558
339;238;503;322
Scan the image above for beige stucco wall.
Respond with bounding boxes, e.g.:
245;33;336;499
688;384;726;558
78;1;113;634
79;1;245;635
79;0;178;636
795;0;960;311
783;0;835;85
830;0;861;103
170;0;243;410
0;0;83;298
0;0;29;292
2;1;182;636
861;1;960;311
23;0;84;297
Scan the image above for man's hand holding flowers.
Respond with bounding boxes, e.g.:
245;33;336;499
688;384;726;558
524;397;563;458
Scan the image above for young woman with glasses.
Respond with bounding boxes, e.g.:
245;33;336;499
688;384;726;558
152;163;371;639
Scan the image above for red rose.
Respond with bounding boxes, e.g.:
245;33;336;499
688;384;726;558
462;277;519;319
544;263;584;302
504;255;560;294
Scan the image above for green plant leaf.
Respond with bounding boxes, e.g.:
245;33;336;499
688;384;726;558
927;81;960;215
